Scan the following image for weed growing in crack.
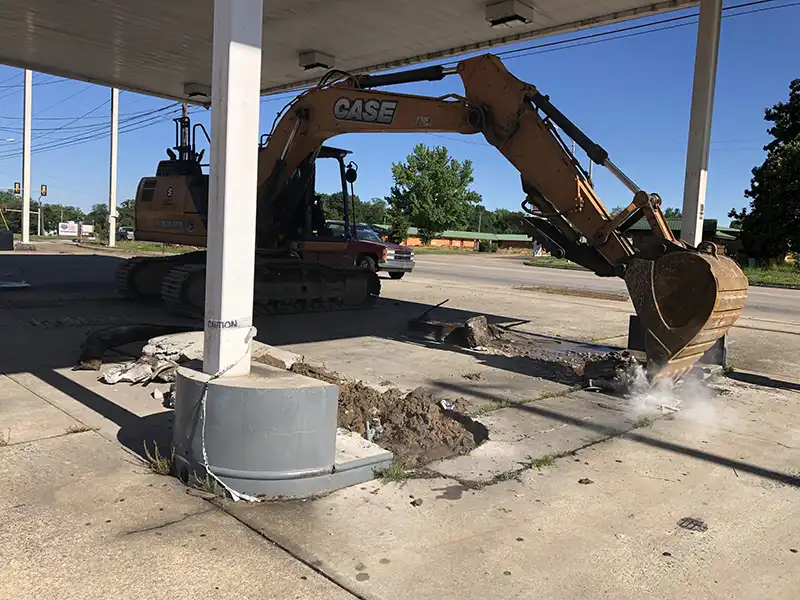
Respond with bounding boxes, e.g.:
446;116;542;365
375;463;410;484
65;423;97;434
143;441;173;476
633;415;655;428
473;400;512;415
723;363;735;375
528;454;556;470
0;429;9;447
195;472;222;496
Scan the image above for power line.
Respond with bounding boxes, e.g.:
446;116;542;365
496;0;800;62
0;74;67;90
436;0;796;67
29;98;111;142
0;103;187;159
0;72;21;86
33;84;94;116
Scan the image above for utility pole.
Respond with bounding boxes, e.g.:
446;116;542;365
21;70;32;244
108;87;119;247
477;211;482;233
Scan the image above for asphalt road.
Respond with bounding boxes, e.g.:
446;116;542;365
410;254;800;324
2;245;796;325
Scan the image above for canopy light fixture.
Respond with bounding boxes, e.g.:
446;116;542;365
485;0;535;28
299;51;336;71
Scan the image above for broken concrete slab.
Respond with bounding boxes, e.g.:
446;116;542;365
147;330;303;370
429;390;637;484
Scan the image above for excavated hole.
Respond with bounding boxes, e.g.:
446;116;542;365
291;362;488;468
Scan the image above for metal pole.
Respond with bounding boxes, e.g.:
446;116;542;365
680;0;721;247
108;88;119;247
21;70;32;244
181;102;190;159
37;205;41;236
203;0;264;377
478;212;482;233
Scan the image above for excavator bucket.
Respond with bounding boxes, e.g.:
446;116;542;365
624;244;748;383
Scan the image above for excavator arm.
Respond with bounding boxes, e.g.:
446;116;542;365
257;53;748;382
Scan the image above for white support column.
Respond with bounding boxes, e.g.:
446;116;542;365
203;0;263;376
21;69;32;244
680;0;722;247
108;88;119;247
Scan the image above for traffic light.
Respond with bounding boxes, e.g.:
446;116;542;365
13;182;20;194
40;184;47;197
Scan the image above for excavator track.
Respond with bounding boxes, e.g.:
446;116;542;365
159;257;381;319
115;254;203;301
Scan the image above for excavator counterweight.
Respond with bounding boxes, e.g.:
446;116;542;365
117;52;748;385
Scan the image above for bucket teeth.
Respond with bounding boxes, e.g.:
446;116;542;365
625;249;748;384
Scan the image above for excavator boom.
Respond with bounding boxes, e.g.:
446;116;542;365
122;52;748;383
255;53;748;382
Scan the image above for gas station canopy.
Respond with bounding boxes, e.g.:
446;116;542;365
0;0;696;103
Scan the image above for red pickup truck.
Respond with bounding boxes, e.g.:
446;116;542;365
294;220;414;280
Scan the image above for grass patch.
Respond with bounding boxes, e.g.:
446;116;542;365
633;415;655;428
65;423;97;434
528;454;556;470
143;441;173;475
742;263;800;288
473;400;513;415
81;240;199;255
375;463;410;484
523;256;588;271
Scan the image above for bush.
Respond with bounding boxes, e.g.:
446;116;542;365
478;240;498;253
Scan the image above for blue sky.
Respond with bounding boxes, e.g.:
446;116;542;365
0;1;797;226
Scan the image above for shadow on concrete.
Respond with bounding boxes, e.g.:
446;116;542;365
727;371;800;392
0;252;124;290
32;367;172;461
1;252;614;388
437;380;800;488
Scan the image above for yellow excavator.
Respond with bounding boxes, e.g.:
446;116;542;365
116;53;748;383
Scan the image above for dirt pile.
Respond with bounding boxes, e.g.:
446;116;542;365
291;362;486;467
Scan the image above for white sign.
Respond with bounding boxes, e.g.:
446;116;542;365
58;221;78;236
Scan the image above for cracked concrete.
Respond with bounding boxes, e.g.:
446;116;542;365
3;246;800;600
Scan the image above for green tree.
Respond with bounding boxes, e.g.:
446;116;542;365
354;198;387;225
87;203;110;240
663;207;683;219
117;199;135;227
0;190;86;235
388;144;482;244
729;79;800;261
386;208;410;244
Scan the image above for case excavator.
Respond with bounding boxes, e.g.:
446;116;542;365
117;53;748;383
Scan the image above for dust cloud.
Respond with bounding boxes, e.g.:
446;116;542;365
623;364;724;429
